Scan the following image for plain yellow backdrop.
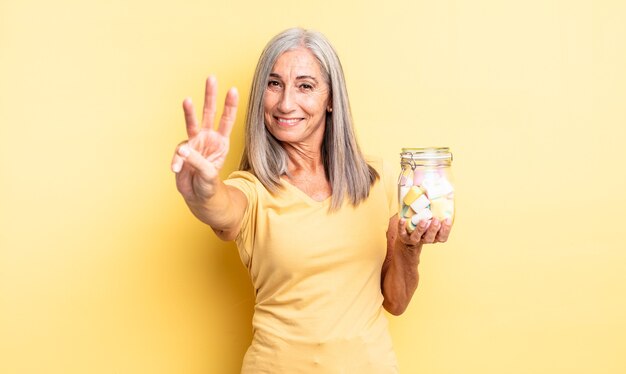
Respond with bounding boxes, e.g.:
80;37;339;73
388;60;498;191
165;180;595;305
2;0;625;373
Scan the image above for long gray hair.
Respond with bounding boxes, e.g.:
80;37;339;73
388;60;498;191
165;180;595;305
240;28;378;210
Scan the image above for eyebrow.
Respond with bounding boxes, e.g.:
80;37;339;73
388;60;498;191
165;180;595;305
269;73;319;82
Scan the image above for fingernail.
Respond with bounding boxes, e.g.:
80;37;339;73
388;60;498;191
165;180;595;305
172;162;181;173
419;221;428;228
178;146;190;157
445;218;452;225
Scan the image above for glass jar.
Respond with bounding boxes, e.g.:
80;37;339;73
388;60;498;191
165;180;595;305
398;147;454;233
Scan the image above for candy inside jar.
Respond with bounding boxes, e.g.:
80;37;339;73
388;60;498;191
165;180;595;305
398;147;454;233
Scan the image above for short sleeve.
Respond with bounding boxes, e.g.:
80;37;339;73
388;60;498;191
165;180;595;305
224;171;258;268
380;159;399;218
366;156;399;219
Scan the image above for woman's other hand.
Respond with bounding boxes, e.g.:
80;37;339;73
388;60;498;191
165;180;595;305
171;76;239;204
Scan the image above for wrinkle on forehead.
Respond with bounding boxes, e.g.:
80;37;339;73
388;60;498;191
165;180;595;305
272;48;328;83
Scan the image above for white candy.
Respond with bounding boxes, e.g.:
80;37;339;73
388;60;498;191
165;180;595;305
409;194;430;212
411;208;433;225
421;177;454;199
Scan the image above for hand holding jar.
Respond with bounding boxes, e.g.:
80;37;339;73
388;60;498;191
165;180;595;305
398;147;455;241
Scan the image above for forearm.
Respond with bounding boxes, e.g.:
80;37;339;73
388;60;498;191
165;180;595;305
185;180;245;240
382;240;422;315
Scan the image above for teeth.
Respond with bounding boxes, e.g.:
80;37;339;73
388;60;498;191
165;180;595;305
277;118;300;125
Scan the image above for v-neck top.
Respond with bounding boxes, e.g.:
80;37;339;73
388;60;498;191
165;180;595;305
279;176;332;204
224;157;399;373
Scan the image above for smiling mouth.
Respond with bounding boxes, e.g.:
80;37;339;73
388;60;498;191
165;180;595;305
275;117;303;126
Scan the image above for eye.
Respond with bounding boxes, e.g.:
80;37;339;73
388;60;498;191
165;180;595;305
267;80;281;89
299;83;314;91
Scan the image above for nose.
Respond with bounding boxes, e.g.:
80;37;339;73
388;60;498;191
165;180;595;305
277;86;296;113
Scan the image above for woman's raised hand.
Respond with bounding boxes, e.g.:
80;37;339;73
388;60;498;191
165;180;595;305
171;76;239;204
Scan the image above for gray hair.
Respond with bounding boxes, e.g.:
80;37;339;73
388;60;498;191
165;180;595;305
240;28;378;210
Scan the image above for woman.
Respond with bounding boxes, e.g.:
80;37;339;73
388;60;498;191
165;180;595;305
171;28;452;373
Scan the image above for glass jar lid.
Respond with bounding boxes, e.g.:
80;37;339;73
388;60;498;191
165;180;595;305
400;147;453;167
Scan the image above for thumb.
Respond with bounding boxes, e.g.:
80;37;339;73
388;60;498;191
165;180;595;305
177;144;219;181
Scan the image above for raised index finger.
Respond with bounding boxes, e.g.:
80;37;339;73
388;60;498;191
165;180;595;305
182;98;199;138
217;87;239;137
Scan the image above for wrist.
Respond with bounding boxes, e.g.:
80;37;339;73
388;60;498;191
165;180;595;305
396;241;421;263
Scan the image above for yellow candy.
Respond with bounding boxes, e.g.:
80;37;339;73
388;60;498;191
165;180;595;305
401;204;415;218
402;185;424;206
406;218;417;233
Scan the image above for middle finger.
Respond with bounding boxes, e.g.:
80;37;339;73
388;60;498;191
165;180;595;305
201;76;218;129
421;219;441;243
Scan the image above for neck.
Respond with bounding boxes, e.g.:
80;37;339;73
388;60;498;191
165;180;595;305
281;141;331;201
282;142;324;175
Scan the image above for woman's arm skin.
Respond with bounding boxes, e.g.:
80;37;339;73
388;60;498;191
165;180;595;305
171;76;247;241
381;216;452;315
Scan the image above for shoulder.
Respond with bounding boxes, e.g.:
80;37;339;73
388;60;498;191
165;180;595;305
224;170;262;199
225;170;259;183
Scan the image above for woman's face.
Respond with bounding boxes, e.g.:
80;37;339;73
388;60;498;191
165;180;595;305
263;47;331;147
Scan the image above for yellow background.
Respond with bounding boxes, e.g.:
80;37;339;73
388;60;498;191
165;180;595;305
2;0;625;373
